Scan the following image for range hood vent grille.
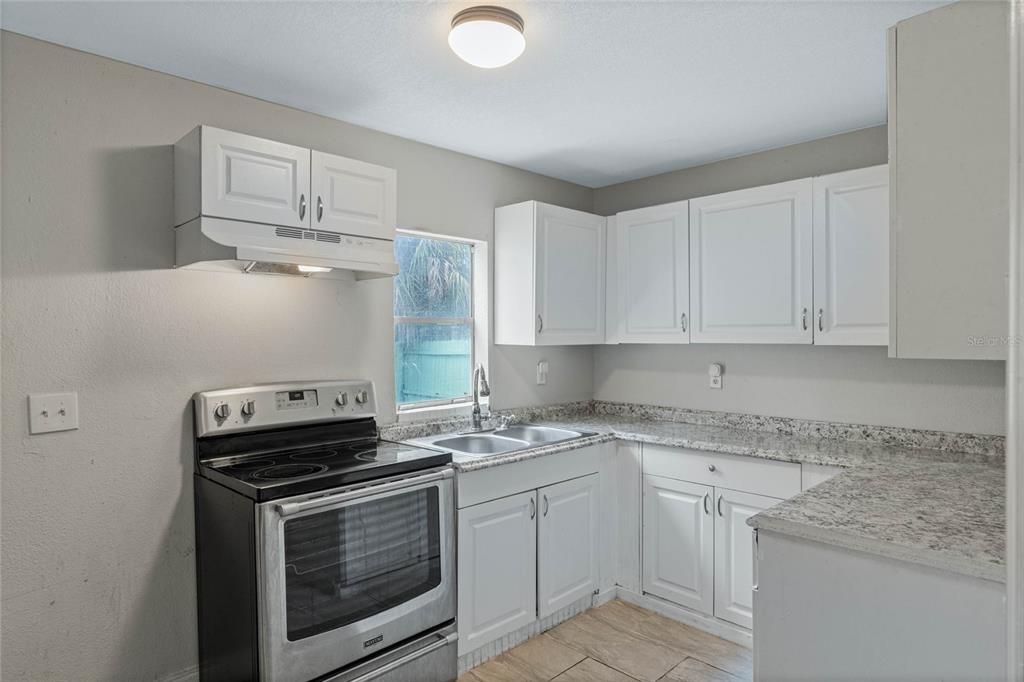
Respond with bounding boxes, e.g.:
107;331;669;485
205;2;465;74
274;227;343;244
275;227;305;240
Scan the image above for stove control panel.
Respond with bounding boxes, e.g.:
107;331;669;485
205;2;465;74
194;380;376;437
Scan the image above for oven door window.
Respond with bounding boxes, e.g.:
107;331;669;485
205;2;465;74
282;487;441;641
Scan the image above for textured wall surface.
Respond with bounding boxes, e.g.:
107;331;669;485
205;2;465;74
0;32;593;680
591;126;1006;435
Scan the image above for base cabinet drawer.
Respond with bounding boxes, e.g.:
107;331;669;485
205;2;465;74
643;444;801;499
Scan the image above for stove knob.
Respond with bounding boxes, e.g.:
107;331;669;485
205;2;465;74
213;403;231;420
240;399;256;417
335;392;348;407
354;390;368;405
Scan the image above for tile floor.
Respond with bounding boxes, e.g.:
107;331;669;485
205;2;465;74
458;599;752;682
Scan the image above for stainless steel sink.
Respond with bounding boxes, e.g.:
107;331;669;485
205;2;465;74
429;434;528;455
492;425;583;444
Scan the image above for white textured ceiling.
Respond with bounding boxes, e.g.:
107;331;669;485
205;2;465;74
2;0;943;187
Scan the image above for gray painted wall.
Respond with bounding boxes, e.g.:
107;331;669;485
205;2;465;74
0;32;593;680
592;126;1006;435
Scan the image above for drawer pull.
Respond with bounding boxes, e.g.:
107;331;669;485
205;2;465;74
708;464;716;472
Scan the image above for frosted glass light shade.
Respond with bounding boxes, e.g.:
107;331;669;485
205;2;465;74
448;6;526;69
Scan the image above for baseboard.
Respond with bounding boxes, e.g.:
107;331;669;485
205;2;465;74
614;588;752;648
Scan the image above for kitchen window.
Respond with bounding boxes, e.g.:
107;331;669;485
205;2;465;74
394;231;487;413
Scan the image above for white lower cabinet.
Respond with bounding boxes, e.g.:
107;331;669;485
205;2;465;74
538;475;600;618
457;491;537;655
457;459;602;656
713;488;779;629
641;447;793;632
642;475;714;615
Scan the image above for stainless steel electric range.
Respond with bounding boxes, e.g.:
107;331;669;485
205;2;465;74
192;380;456;682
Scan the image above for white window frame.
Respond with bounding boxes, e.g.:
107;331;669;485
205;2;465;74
395;229;489;420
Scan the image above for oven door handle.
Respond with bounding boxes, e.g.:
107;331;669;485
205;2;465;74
323;629;458;682
275;468;454;518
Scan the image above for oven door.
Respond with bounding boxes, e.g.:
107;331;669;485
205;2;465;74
257;467;456;682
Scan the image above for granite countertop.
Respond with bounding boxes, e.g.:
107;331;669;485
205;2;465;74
383;403;1005;583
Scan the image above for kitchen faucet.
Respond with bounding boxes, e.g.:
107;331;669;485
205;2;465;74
471;364;490;430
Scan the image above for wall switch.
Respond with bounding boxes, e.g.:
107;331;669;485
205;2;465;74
536;360;549;385
29;392;79;434
708;363;723;389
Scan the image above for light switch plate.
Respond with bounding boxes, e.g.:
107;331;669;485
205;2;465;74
29;392;79;434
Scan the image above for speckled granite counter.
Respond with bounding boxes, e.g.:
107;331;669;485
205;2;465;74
381;402;1005;583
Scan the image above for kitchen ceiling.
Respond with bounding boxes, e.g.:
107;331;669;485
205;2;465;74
1;1;944;188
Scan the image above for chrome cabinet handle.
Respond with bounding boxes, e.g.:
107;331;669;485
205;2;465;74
536;314;544;334
543;494;549;517
717;494;724;517
317;195;324;222
299;193;306;220
681;313;687;332
703;492;710;515
529;497;536;519
802;307;808;331
818;308;824;332
752;529;759;592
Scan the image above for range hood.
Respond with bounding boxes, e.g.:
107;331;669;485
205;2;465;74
175;217;399;281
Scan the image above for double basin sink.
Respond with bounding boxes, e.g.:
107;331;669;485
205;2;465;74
422;424;592;458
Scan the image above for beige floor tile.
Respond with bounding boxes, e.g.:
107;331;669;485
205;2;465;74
547;611;687;681
457;672;483;682
467;634;585;682
662;657;742;682
589;600;752;679
553;657;638;682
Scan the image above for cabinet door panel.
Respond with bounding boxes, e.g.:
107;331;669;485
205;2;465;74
813;165;889;346
311;150;396;240
535;204;606;345
200;127;310;228
538;474;600;618
714;488;780;629
642;475;714;615
457;492;537;655
689;179;813;344
616;201;690;343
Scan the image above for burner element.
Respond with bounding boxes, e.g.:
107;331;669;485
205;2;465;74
353;449;379;463
252;463;329;481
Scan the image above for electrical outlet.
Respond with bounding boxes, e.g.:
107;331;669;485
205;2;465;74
28;392;79;434
536;360;549;385
708;363;723;389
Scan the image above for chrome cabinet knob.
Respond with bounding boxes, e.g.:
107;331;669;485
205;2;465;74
213;403;231;420
240;400;256;417
354;390;368;405
336;392;349;407
708;464;716;472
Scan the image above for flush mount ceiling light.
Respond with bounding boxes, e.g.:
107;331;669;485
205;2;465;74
448;6;526;69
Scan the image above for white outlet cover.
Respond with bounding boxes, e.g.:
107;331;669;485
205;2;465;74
28;392;79;434
536;360;549;385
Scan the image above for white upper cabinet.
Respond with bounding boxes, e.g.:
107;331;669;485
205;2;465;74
311;150;397;240
189;126;311;228
614;201;690;343
713;488;779;629
537;474;600;619
495;201;606;345
642;474;714;615
812;165;890;346
889;2;1009;359
688;179;814;344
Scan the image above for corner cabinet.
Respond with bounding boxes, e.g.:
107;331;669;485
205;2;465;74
494;202;606;345
688;179;814;344
612;201;690;343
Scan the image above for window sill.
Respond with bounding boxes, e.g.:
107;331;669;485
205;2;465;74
396;401;488;424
